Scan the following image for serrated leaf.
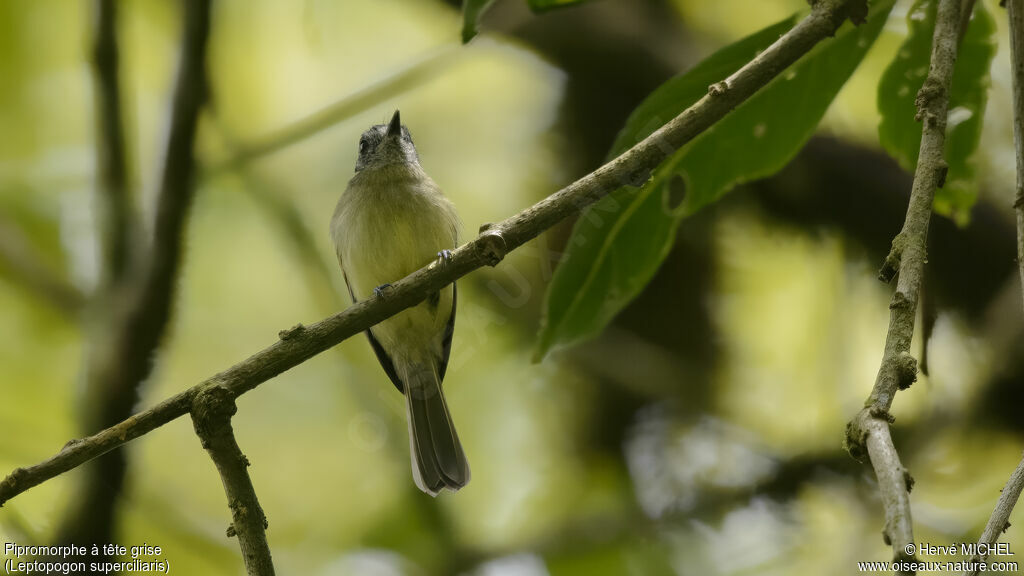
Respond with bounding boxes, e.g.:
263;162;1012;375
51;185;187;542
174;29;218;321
877;0;996;224
462;0;497;44
534;0;895;361
527;0;590;12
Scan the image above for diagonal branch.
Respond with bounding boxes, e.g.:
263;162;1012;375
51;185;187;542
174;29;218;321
191;386;276;576
846;0;964;566
209;120;345;312
964;452;1024;576
0;215;85;314
0;0;869;508
204;44;461;175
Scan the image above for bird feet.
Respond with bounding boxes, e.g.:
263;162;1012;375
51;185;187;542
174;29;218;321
373;283;393;299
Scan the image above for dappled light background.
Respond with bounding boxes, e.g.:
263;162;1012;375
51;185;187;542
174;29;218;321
1;0;1022;575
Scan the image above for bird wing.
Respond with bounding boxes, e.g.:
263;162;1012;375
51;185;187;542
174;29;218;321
437;282;456;382
342;268;405;394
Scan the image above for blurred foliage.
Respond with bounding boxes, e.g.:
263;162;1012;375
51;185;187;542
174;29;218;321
462;0;589;43
711;211;888;452
535;1;893;360
0;0;1021;575
878;0;997;225
525;0;591;13
462;0;498;43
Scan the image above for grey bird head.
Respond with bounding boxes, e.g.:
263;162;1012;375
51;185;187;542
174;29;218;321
354;110;420;172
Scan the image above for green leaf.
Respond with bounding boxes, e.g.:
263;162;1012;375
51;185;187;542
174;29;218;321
534;1;895;361
527;0;590;12
877;0;996;224
461;0;497;44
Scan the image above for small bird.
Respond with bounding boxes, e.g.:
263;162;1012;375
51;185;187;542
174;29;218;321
330;110;469;496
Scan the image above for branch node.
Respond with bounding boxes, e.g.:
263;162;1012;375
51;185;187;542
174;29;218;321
868;405;895;424
278;323;305;340
625;168;652;188
477;230;508;267
889;291;912;311
227;524;237;538
191;385;238;437
478;222;494;234
844;420;868;461
915;77;943;121
935;160;949;189
904;469;915;493
878;233;906;282
0;467;28;507
707;81;730;97
812;0;869;25
894;352;918;390
844;408;880;461
844;0;869;25
810;0;859;34
61;438;83;452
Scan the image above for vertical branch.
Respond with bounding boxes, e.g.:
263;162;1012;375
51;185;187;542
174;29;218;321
92;0;132;286
190;386;276;576
846;0;964;565
962;3;1024;572
0;0;129;318
54;0;213;553
1010;0;1024;312
145;0;211;310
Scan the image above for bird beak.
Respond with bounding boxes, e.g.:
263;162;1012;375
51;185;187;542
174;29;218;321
386;110;402;138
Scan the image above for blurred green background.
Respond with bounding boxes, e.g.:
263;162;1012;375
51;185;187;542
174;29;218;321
1;0;1022;574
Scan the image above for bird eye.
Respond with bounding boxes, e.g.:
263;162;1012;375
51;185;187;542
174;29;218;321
358;140;368;155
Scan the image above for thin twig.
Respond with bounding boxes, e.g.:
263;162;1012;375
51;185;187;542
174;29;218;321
191;386;276;576
958;0;978;44
210;120;344;312
964;453;1024;576
0;45;459;201
846;0;964;566
204;44;462;175
0;0;869;508
0;215;84;314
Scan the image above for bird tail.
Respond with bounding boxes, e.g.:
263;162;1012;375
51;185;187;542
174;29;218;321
402;363;470;496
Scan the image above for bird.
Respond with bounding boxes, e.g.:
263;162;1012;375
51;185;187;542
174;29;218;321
330;110;470;496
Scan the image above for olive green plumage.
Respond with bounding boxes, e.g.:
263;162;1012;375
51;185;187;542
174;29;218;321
330;111;469;496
